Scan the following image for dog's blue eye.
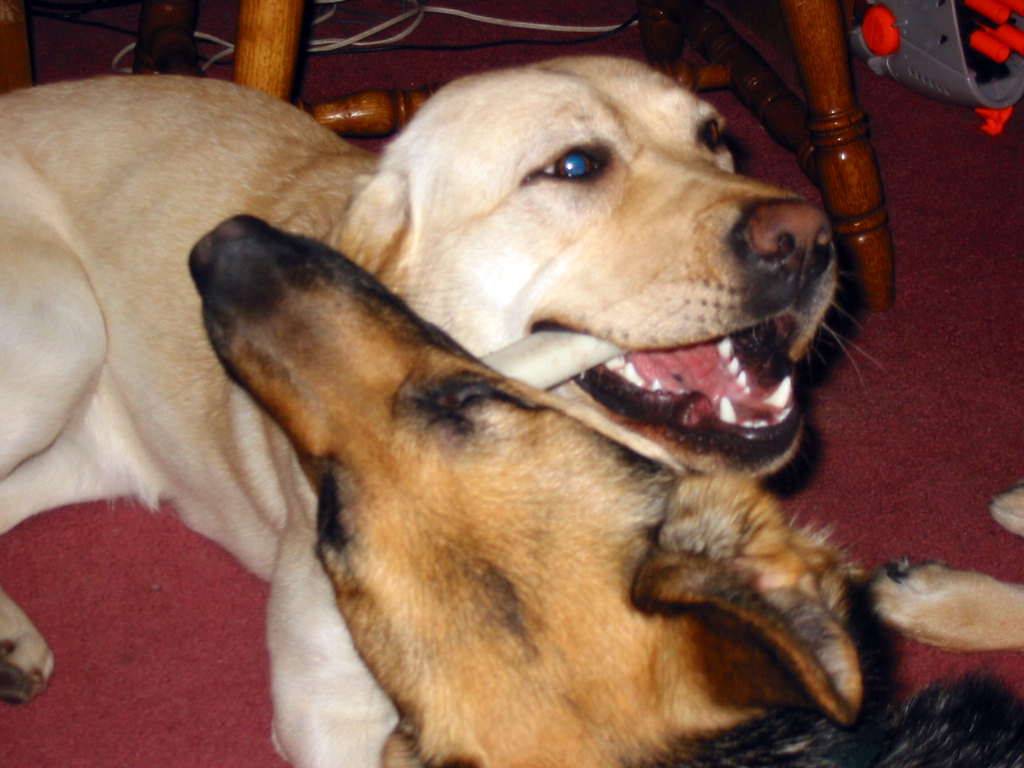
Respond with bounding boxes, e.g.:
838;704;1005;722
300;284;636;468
540;149;601;179
559;151;594;177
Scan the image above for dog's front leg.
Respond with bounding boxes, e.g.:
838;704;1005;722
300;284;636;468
872;485;1024;652
873;560;1024;652
268;516;396;768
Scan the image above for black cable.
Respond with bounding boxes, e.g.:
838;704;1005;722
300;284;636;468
29;0;140;10
27;0;141;35
28;10;138;37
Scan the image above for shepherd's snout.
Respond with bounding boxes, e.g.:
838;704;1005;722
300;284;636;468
189;215;286;318
731;199;834;316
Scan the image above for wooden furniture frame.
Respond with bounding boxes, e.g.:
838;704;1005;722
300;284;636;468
0;0;33;93
0;0;894;308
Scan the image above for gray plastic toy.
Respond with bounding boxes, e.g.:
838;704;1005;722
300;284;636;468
850;0;1024;133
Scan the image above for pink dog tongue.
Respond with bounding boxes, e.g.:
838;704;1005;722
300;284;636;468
630;345;721;394
620;341;792;425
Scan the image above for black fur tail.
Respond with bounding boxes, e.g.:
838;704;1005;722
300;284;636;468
667;677;1024;768
876;677;1024;768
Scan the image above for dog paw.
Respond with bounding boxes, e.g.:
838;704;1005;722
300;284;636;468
871;560;1024;652
870;560;961;648
990;482;1024;537
0;638;52;704
0;590;55;705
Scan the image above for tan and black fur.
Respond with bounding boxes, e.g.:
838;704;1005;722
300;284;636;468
194;217;1024;768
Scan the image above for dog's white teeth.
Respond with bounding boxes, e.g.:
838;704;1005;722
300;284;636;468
736;370;748;390
727;357;741;376
716;337;734;359
621;361;645;388
719;396;738;425
651;379;664;392
763;376;793;409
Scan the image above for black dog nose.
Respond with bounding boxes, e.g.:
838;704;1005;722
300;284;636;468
189;215;268;289
731;199;834;315
189;215;286;319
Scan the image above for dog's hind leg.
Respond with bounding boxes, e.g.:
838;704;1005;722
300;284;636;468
0;148;108;521
0;149;108;702
872;560;1024;652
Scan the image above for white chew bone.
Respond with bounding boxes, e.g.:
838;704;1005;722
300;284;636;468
482;331;626;390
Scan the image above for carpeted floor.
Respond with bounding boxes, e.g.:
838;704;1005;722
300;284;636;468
3;1;1024;765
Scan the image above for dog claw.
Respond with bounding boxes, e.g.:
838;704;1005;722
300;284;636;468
881;558;947;585
883;559;911;583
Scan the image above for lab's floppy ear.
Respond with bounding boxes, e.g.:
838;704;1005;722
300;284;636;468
633;476;863;726
339;169;411;280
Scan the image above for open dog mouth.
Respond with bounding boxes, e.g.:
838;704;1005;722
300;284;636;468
482;315;805;467
571;317;802;462
576;317;796;431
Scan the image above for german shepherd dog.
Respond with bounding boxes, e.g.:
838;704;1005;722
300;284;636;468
192;215;1024;768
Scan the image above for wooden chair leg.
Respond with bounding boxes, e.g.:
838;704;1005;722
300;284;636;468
0;0;33;93
133;0;204;76
637;0;895;310
778;0;894;310
233;0;304;100
130;0;305;97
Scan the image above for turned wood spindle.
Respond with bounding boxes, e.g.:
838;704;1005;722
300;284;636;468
778;0;894;310
233;0;304;100
133;0;204;77
300;85;439;137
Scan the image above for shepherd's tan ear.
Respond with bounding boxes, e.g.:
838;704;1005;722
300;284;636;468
339;169;411;279
632;476;863;725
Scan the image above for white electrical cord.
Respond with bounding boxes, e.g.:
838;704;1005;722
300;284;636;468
112;30;236;72
111;0;635;74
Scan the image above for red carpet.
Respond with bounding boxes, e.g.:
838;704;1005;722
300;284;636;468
4;1;1024;765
